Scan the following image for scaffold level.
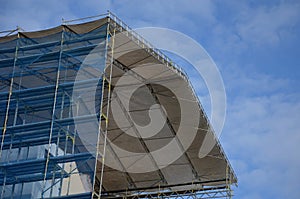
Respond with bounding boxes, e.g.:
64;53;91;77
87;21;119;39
0;12;237;199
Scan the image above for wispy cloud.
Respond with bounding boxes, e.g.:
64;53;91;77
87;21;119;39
222;71;300;198
0;0;76;30
109;0;216;33
235;1;300;45
224;65;295;97
0;0;109;31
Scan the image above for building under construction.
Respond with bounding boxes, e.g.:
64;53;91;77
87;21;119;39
0;12;237;198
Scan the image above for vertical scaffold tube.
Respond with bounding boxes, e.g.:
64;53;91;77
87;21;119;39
0;32;20;159
0;31;20;198
99;23;116;199
92;16;116;199
41;27;65;198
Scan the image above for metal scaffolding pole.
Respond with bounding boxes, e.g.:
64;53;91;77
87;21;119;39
0;32;20;159
92;17;116;199
0;30;20;199
41;27;65;198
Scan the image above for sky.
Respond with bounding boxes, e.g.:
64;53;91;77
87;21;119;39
1;0;300;198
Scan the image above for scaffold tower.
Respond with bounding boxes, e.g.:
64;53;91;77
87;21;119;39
0;12;237;199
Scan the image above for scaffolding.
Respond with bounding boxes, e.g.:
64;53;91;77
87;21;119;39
0;12;237;198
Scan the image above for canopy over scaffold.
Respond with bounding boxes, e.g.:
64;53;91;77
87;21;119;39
0;12;237;198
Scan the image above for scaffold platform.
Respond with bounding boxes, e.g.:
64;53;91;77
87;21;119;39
0;12;237;199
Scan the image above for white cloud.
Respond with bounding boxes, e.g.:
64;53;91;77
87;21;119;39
0;0;110;31
222;71;300;198
196;1;300;65
110;0;216;31
0;0;77;31
224;66;293;96
236;1;300;45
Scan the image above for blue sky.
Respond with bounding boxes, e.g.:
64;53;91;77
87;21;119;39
1;0;300;198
